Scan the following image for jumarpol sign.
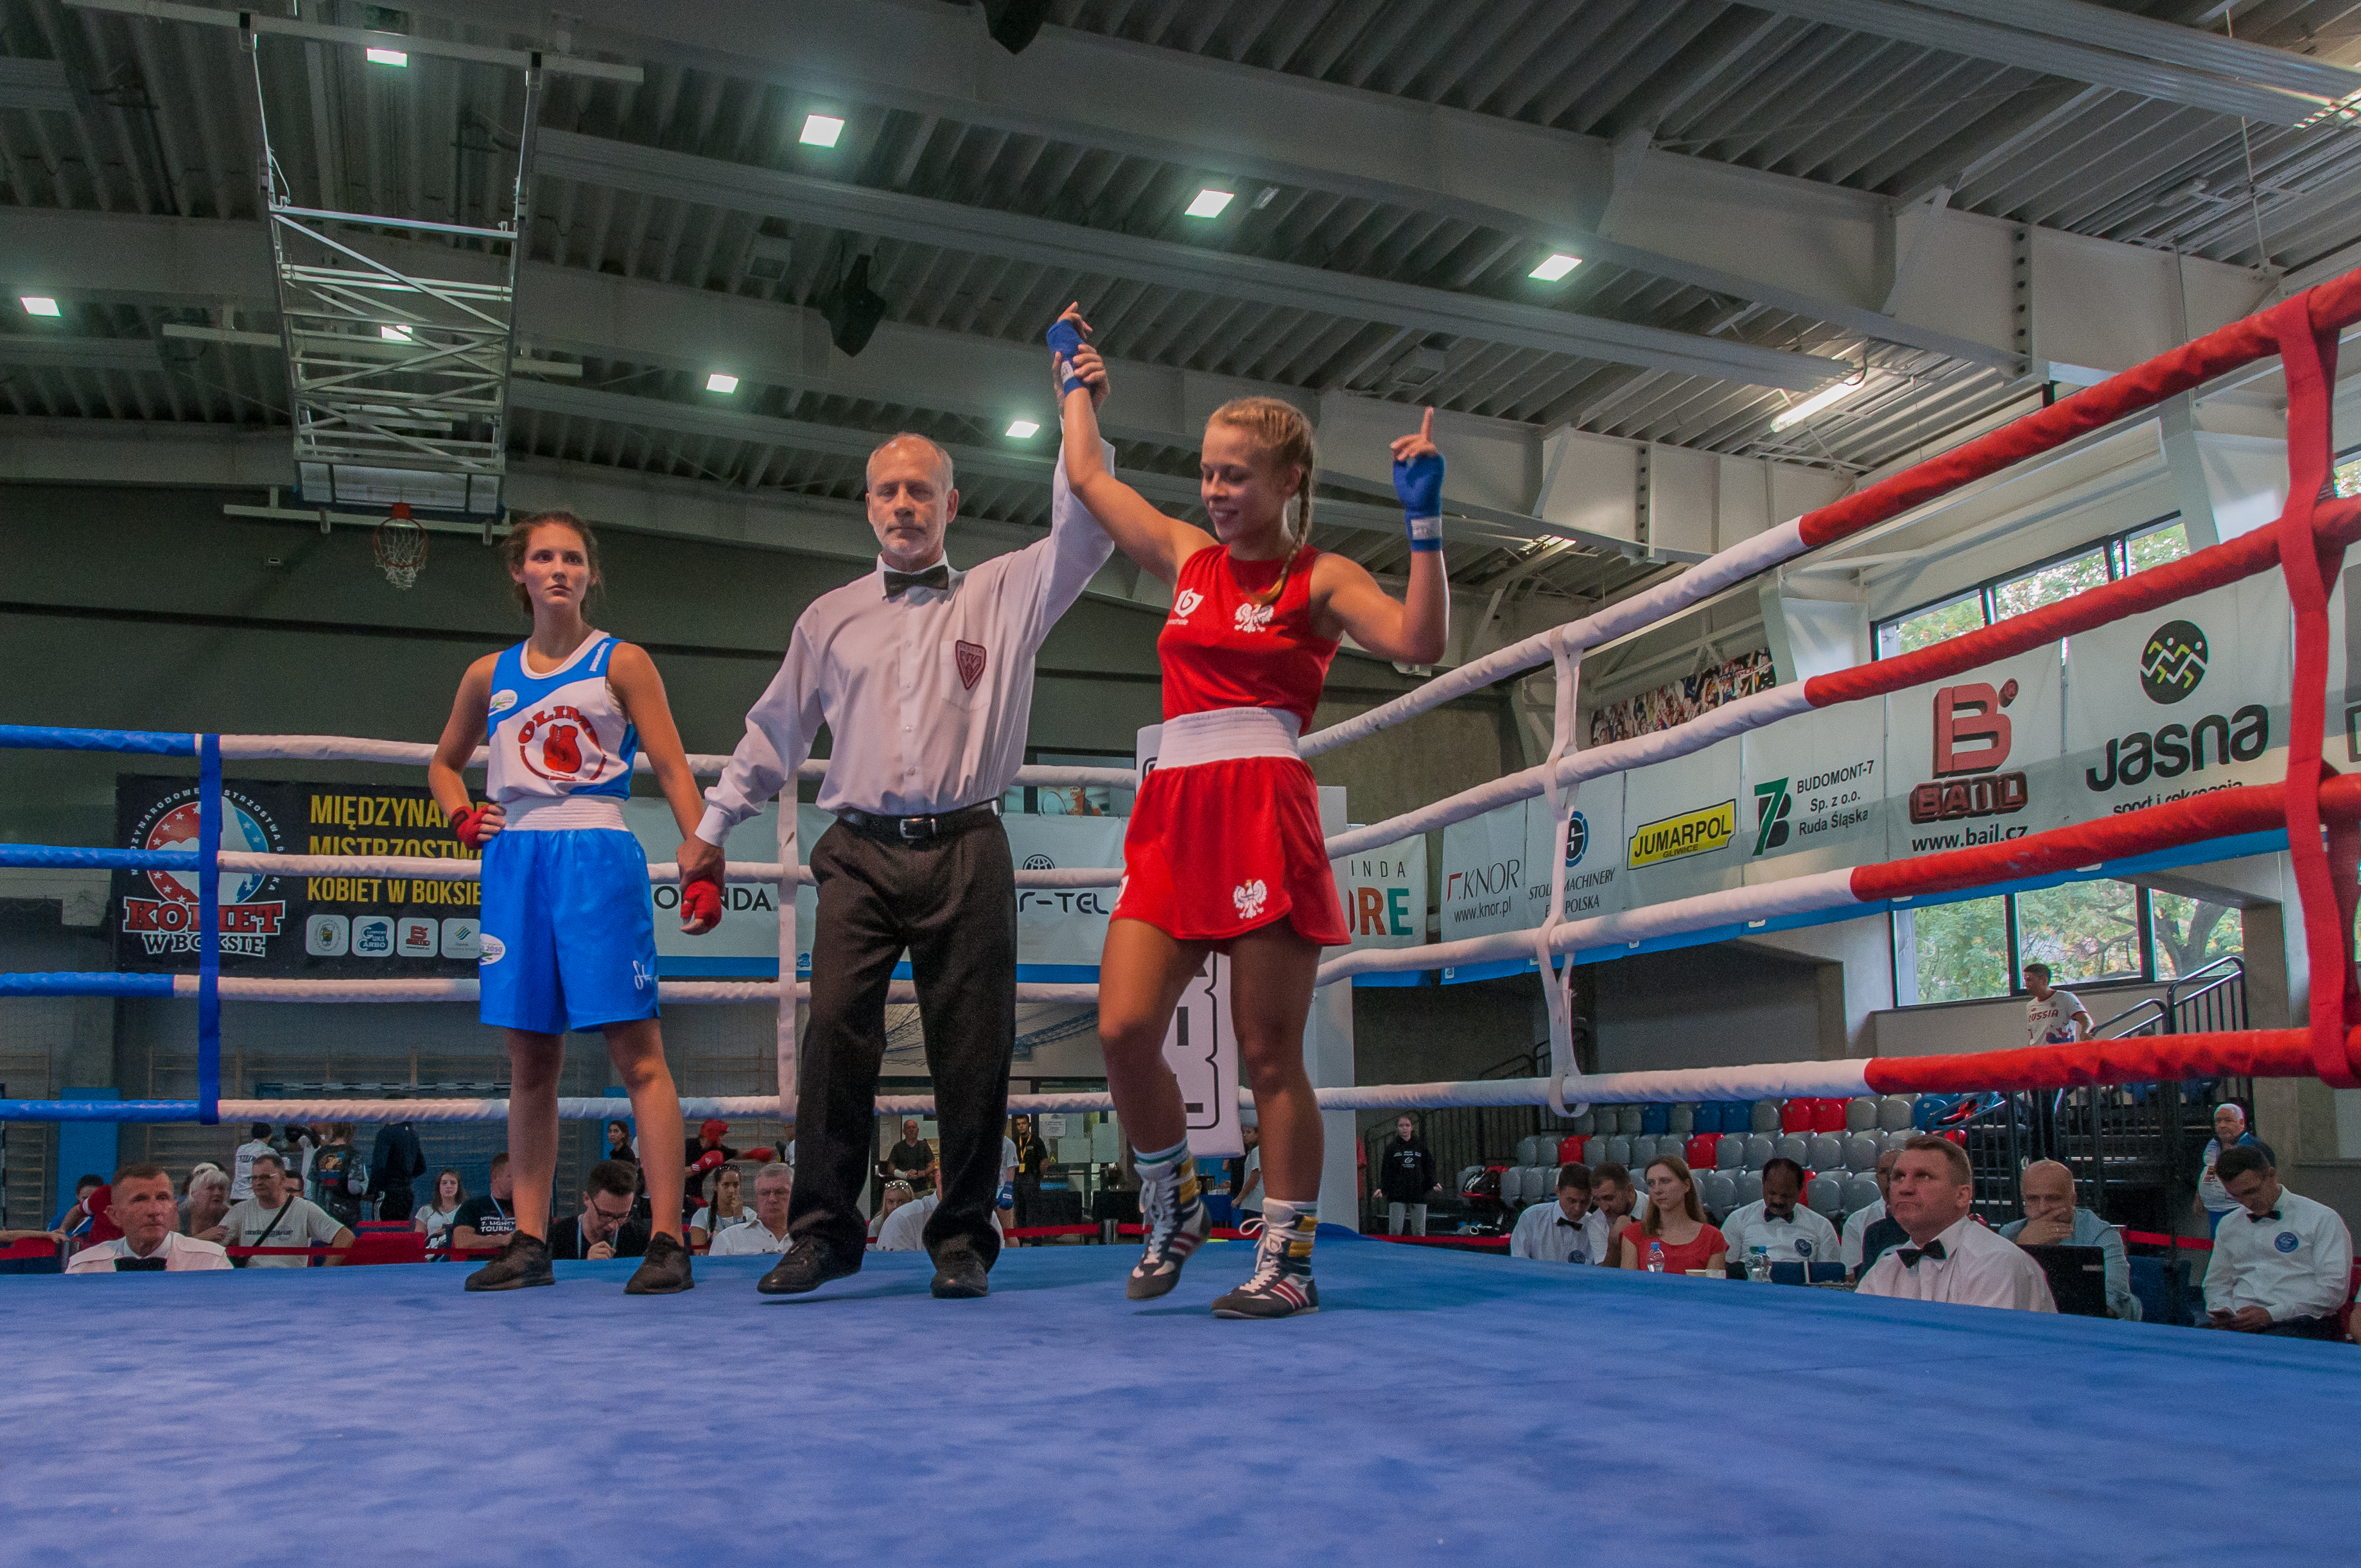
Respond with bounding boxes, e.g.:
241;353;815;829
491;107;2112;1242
2083;616;2267;791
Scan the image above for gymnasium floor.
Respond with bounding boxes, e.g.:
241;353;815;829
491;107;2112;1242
10;1234;2350;1566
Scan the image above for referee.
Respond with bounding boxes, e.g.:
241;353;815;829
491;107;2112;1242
681;424;1111;1301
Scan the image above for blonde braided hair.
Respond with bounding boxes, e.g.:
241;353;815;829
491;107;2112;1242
1206;396;1316;606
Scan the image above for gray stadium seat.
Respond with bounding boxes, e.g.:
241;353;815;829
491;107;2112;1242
1775;1134;1811;1167
1743;1134;1775;1170
1840;1174;1881;1213
1668;1103;1695;1135
1517;1135;1547;1167
1617;1106;1644;1135
1843;1134;1879;1172
1495;1167;1522;1205
1749;1100;1781;1133
1569;1109;1597;1135
1625;1135;1654;1167
1716;1135;1744;1171
1603;1136;1632;1168
1700;1171;1738;1215
1876;1095;1915;1132
1806;1174;1843;1216
1809;1134;1845;1170
1734;1171;1763;1206
1845;1096;1879;1132
1881;1129;1917;1154
1513;1167;1542;1205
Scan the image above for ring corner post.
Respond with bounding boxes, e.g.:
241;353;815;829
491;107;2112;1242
1311;786;1360;1228
196;735;222;1126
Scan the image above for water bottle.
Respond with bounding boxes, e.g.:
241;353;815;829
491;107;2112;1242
1646;1241;1665;1274
1747;1245;1772;1282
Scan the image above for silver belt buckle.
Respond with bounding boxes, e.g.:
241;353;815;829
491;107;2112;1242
898;814;932;841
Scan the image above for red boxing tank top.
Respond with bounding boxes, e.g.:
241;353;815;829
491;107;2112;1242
1156;544;1339;733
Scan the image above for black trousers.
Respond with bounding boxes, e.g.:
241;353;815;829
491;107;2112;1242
792;817;1015;1267
2260;1314;2344;1341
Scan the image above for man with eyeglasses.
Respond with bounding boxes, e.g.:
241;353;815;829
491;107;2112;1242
546;1161;652;1263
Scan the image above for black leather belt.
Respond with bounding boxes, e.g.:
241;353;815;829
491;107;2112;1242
835;801;999;843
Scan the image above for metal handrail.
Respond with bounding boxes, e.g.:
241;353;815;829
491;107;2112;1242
2165;954;2245;1015
2091;997;2168;1040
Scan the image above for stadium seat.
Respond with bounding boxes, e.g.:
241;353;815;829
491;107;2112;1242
1557;1134;1587;1166
1716;1135;1744;1171
1691;1102;1723;1137
1617;1106;1644;1135
1603;1136;1632;1168
1775;1134;1810;1166
1844;1096;1878;1132
1876;1095;1915;1132
1700;1171;1738;1215
1743;1134;1775;1169
1808;1133;1845;1170
1685;1133;1719;1171
1843;1134;1879;1172
1623;1135;1652;1167
1840;1174;1880;1214
1809;1098;1847;1134
1734;1171;1763;1206
1778;1099;1812;1133
1668;1103;1695;1135
1569;1108;1597;1135
1524;1135;1555;1167
1805;1175;1843;1216
1639;1102;1669;1135
1881;1129;1917;1154
1748;1100;1781;1133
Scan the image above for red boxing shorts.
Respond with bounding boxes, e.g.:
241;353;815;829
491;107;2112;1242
1113;749;1348;949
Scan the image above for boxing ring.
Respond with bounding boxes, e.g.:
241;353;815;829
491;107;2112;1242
6;275;2361;1565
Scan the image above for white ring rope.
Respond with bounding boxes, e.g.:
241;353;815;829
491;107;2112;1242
162;975;1100;1005
215;851;1120;889
1533;627;1587;1117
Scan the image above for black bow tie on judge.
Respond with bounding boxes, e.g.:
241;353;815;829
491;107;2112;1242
883;564;950;598
1897;1239;1948;1268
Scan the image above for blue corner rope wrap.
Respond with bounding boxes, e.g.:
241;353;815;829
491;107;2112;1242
0;973;177;998
0;846;202;871
0;1099;205;1122
0;724;198;754
197;734;222;1126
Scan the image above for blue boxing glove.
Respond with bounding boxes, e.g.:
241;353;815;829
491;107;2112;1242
1393;448;1445;552
1046;318;1088;395
998;1181;1015;1210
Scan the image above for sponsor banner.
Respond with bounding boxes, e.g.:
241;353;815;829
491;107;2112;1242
2064;579;2290;822
1621;737;1745;908
112;774;481;977
1883;645;2064;859
1524;776;1629;927
1332;833;1428;987
1741;694;1886;882
1438;799;1530;946
633;801;1126;979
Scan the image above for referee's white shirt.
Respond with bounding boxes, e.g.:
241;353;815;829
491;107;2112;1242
697;439;1115;835
1510;1199;1599;1263
1720;1200;1840;1266
708;1219;794;1257
1840;1198;1886;1273
2203;1190;2353;1322
1857;1215;2057;1311
65;1232;231;1273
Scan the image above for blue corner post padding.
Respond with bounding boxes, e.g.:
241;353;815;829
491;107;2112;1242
196;733;222;1126
4;1239;2355;1565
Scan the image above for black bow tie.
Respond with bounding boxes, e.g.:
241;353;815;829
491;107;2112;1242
1897;1239;1948;1268
883;563;950;597
2246;1208;2283;1223
1556;1217;1581;1228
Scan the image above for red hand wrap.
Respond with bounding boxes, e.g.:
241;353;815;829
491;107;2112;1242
451;807;489;849
680;878;722;928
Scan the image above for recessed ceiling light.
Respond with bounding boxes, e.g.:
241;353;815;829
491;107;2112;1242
1529;253;1581;282
21;295;61;317
706;372;740;394
1006;419;1040;439
799;114;845;148
1185;188;1234;220
1770;375;1876;433
379;324;414;342
365;46;408;67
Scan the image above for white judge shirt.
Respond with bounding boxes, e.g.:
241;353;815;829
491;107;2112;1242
1720;1199;1841;1267
1509;1199;1599;1264
2203;1190;2353;1323
1856;1215;2057;1311
66;1232;231;1273
708;1219;794;1257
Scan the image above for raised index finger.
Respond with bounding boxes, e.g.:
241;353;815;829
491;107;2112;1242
1420;406;1434;442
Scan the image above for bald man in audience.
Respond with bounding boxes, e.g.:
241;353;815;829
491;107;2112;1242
1999;1159;2136;1320
1856;1137;2054;1312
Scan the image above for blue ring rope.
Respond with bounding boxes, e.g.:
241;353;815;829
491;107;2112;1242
197;735;222;1126
0;846;201;871
0;1100;206;1122
0;724;197;754
0;973;177;998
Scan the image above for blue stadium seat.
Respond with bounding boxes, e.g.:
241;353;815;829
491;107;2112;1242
1639;1102;1669;1135
1691;1102;1723;1136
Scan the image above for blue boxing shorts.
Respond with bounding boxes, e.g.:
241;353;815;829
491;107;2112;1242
477;827;660;1035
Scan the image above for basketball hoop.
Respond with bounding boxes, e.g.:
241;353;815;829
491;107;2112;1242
373;503;430;590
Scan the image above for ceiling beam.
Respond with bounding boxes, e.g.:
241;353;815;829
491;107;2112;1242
1917;0;2361;101
386;0;2012;369
532;129;1850;391
1757;0;2337;125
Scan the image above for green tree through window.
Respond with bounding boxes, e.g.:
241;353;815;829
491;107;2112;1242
2151;892;2243;978
1897;898;2010;1004
2015;880;2143;984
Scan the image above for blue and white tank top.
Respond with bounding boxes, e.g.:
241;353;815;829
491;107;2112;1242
484;634;636;822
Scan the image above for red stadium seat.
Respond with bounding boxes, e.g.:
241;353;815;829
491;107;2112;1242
1779;1099;1812;1133
1809;1098;1847;1134
1684;1134;1718;1171
1558;1135;1587;1165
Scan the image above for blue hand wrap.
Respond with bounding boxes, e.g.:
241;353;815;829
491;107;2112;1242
1394;450;1444;551
1046;320;1088;394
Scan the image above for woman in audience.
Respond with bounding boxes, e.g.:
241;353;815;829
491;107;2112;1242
1616;1156;1728;1274
414;1168;466;1256
604;1119;638;1167
181;1165;231;1244
869;1180;916;1244
689;1163;751;1251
